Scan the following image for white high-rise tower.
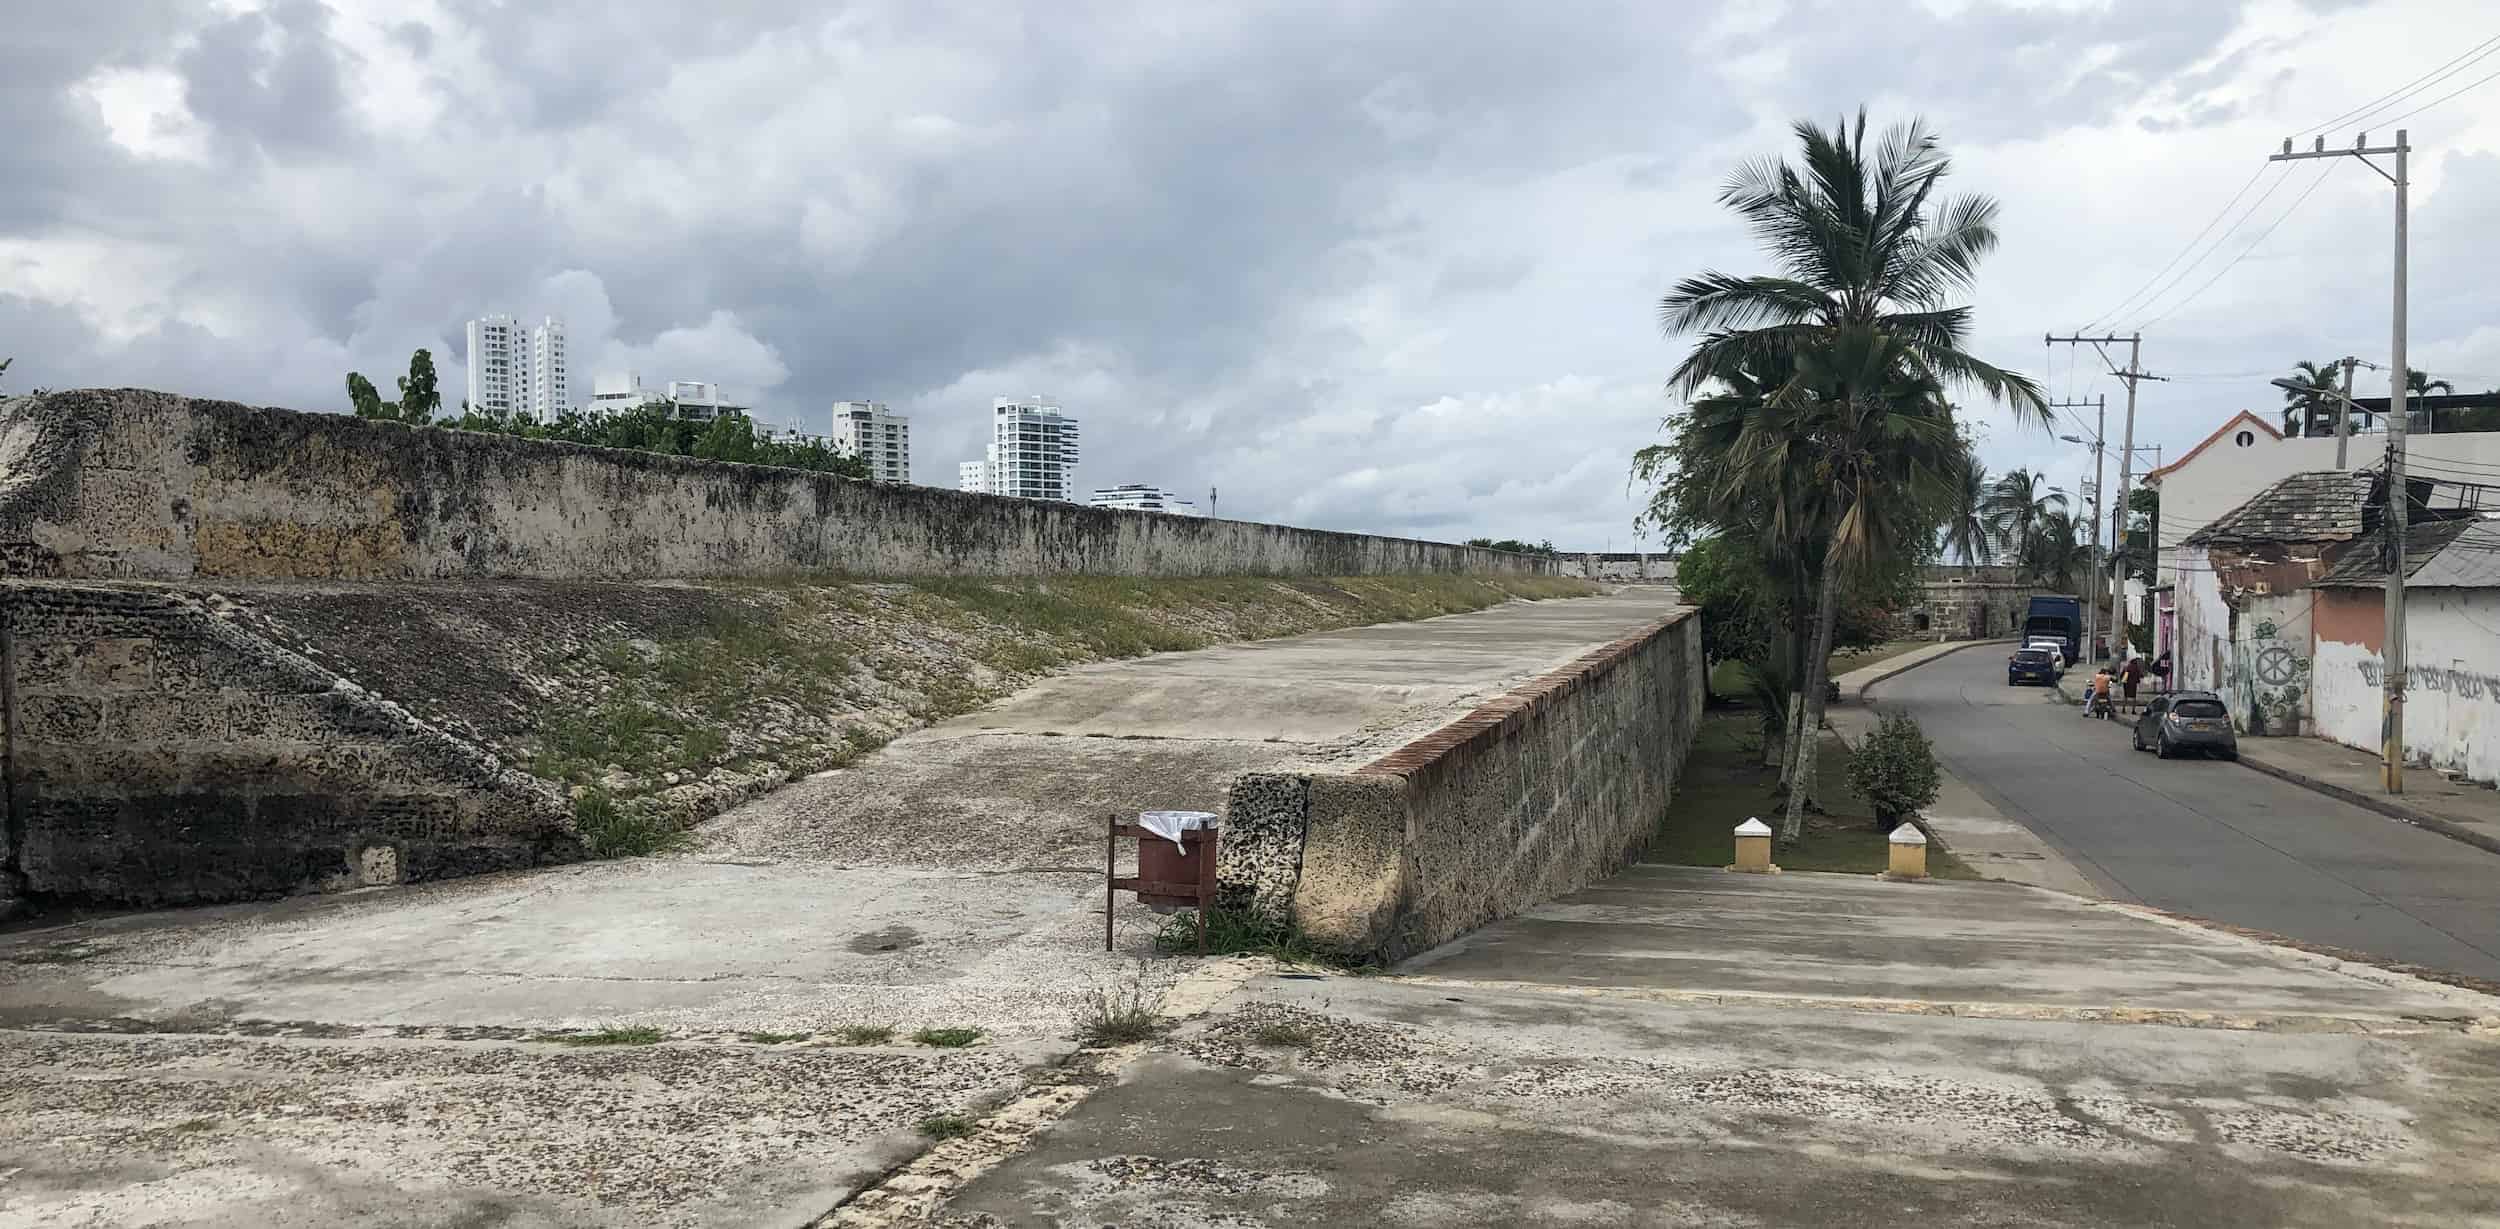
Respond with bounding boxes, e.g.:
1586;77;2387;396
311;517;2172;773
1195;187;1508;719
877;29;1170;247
958;398;1080;500
464;315;523;417
527;316;568;419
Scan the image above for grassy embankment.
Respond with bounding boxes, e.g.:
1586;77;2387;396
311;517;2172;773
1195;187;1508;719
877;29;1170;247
532;574;1596;855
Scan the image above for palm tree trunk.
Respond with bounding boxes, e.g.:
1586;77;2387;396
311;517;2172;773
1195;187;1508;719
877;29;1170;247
1776;568;1811;783
1783;557;1846;842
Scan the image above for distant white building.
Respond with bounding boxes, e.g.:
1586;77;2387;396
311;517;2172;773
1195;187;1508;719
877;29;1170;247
957;398;1081;500
1090;484;1205;516
589;372;749;422
464;315;524;418
830;400;911;483
466;314;569;419
526;317;568;419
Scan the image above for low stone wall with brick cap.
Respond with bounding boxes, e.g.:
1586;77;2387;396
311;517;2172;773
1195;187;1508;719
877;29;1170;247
1220;608;1701;963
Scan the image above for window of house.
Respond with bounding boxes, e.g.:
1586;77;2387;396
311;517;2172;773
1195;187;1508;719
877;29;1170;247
2234;430;2254;447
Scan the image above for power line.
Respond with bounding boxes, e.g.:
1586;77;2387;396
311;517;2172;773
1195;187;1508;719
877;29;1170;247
2073;163;2272;334
2372;62;2500;130
2136;161;2339;331
2293;34;2500;138
2111;163;2295;331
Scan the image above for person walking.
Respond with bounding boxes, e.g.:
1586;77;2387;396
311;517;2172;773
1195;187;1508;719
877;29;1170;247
2120;655;2147;702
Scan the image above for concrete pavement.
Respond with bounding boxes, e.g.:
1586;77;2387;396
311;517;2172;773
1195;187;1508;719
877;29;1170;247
1870;645;2500;981
932;867;2500;1227
0;589;1682;1228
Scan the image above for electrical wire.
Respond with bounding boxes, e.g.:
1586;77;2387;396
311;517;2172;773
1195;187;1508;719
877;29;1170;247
2072;163;2272;335
2135;161;2339;331
2104;163;2295;332
2292;34;2500;138
2372;62;2500;131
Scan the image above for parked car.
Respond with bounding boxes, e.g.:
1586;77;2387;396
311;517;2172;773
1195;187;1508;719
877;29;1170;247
2024;636;2070;669
2007;647;2059;686
2133;691;2238;760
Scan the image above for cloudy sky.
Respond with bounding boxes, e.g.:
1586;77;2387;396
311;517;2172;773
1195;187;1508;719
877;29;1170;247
9;0;2498;548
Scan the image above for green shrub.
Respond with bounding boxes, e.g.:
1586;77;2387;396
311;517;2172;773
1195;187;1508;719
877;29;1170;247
573;789;682;858
1845;713;1941;829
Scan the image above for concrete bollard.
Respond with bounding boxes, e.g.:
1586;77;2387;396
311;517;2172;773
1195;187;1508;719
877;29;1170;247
1886;822;1929;880
1732;817;1775;874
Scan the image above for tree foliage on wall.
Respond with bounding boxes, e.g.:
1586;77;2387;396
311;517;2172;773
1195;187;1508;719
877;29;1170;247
344;349;870;480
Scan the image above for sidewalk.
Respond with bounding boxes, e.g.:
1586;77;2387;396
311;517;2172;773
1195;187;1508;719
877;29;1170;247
1834;636;2007;698
2232;735;2500;857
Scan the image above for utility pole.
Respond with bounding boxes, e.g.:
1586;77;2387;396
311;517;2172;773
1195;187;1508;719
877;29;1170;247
2336;355;2360;469
2273;130;2408;793
2045;333;2164;664
1208;486;1219;519
2052;395;2107;659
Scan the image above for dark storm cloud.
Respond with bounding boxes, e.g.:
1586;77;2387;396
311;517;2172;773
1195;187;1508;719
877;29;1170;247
177;0;360;155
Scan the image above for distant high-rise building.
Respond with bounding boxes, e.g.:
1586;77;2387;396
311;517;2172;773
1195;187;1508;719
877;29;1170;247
1089;484;1205;516
464;315;523;418
958;398;1080;501
830;400;911;483
468;313;569;419
527;317;568;419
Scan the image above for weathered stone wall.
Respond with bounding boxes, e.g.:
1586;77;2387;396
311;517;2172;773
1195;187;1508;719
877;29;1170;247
0;389;1555;582
1220;608;1702;964
1559;553;1678;584
0;582;577;915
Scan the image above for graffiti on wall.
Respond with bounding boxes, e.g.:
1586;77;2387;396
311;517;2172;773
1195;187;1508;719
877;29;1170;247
2356;659;2500;703
2223;619;2310;735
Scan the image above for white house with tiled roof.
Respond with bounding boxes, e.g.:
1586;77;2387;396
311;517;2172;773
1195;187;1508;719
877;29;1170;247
2143;410;2500;593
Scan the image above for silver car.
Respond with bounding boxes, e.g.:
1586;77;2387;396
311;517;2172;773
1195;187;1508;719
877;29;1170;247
2133;691;2238;760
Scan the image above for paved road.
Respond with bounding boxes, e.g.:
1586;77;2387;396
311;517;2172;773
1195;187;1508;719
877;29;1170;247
1870;646;2500;981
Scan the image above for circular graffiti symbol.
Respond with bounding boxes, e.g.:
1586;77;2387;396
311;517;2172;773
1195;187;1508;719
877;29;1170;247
2254;645;2299;687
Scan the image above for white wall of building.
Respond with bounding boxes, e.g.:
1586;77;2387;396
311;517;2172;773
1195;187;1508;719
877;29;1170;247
958;460;989;493
2312;589;2500;785
832;401;912;483
2172;545;2231;696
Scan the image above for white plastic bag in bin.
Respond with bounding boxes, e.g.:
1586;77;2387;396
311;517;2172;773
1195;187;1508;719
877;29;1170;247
1138;810;1216;851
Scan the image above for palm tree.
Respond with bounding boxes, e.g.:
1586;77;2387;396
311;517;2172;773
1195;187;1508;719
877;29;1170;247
1656;111;2049;837
1942;452;1995;566
1982;469;2065;575
2022;507;2087;592
2280;360;2345;437
2405;369;2456;432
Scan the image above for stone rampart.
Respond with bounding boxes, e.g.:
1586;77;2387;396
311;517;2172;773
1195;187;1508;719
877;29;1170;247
0;389;1554;582
0;582;576;914
1219;608;1702;963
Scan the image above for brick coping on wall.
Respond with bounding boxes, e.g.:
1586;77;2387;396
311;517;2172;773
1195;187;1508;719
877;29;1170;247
1357;608;1693;778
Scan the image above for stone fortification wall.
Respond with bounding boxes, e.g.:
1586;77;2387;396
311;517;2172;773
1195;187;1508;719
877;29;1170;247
1220;609;1702;963
0;582;576;915
0;389;1554;582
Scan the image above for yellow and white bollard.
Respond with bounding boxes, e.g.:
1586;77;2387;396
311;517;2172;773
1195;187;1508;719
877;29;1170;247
1886;822;1929;880
1732;817;1777;874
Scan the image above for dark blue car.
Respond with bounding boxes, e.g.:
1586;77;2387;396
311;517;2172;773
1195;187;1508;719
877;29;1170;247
2007;647;2058;686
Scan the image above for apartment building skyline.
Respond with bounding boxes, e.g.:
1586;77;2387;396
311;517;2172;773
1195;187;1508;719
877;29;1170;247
958;398;1080;501
465;314;568;420
830;400;911;483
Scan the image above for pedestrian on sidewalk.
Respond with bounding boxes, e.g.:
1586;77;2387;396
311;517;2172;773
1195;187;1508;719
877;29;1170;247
2151;649;2172;693
2120;655;2146;702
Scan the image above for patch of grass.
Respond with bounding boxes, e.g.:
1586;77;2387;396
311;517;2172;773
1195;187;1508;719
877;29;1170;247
911;1026;984;1048
1155;907;1374;971
538;1026;666;1046
741;1031;811;1044
918;1113;978;1140
1828;639;1933;679
572;788;684;859
1648;711;1976;877
1075;972;1166;1047
173;1118;217;1133
1249;1020;1316;1048
833;1024;896;1046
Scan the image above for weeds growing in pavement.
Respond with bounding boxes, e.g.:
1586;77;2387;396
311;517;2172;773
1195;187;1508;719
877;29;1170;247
539;1026;666;1046
834;1024;896;1046
1075;964;1166;1047
911;1027;984;1048
918;1113;978;1140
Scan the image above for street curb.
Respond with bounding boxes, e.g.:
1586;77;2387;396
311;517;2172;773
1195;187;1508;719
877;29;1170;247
2233;754;2500;859
1849;638;2016;703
